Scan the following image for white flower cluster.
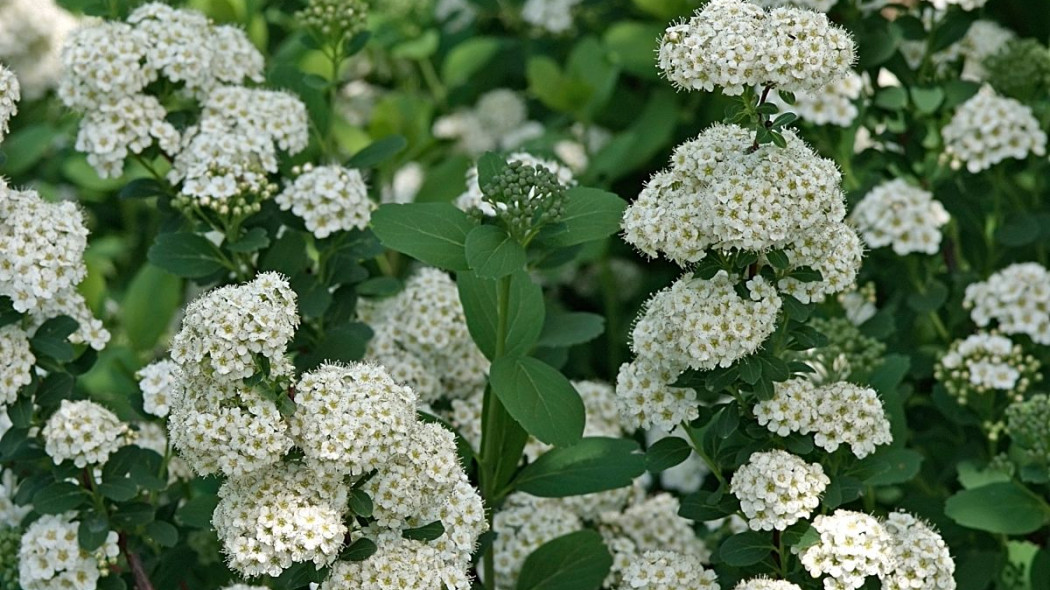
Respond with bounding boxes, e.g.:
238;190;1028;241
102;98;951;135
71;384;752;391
170;86;308;206
434;89;542;156
631;272;782;374
364;268;488;402
735;579;804;590
0;469;31;528
0;326;33;407
521;0;583;34
881;512;956;590
455;151;576;216
42;399;127;468
928;0;988;11
618;550;718;590
168;273;299;476
773;71;864;127
492;494;582;589
931;20;1014;81
136;359;178;418
752;0;836;10
212;462;349;577
276;164;373;239
754;379;892;458
623;124;847;262
942;86;1047;173
0;64;17;141
19;512;119;590
850;179;950;256
323;534;472;590
798;510;892;590
778;221;863;304
935;332;1040;404
964;263;1050;344
730;450;829;531
615;360;699;432
0;0;77;99
658;0;855;95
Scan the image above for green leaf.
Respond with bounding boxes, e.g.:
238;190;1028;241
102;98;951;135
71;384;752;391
910;87;945;114
931;10;977;53
442;37;503;87
78;513;111;552
645;436;692;473
465;225;527;278
720;531;773;566
119;177;169;200
770;112;798;129
97;576;127;590
147;232;226;278
906;281;949;313
355;277;401;296
391;29;439;60
874;87;909;110
603;21;664;80
30;315;78;361
537;312;605;348
98;477;138;502
477;152;507;191
122;264;182;352
371;203;474;271
402;520;445;541
346;135;407;169
111;502;154;527
738;356;762;385
787;266;823;283
679;489;737;521
33;481;90;514
35;372;74;407
146;521;179;547
997;214;1042;247
855;448;923;486
541;187;626;248
259;230;310;276
7;395;33;429
1;124;57;175
945;482;1050;534
349;489;374;518
457;270;544;360
513;437;645;496
176;495;219;528
765;249;790;269
489;356;585;447
226;227;271;253
516;530;612;590
297;322;373;369
341;537;378;561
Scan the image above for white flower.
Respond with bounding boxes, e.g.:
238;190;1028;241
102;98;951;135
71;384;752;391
0;325;33;407
935;332;1039;404
880;512;956;590
322;534;473;590
798;510;892;590
778;221;863;303
434;89;540;156
276;164;373;238
618;549;718;590
615;360;699;432
19;512;118;590
0;0;78;99
731;450;829;531
773;71;863;127
136;359;178;418
735;579;805;590
0;468;31;528
850;179;950;256
942;86;1046;173
964;262;1050;344
42;400;128;468
521;0;583;34
0;64;18;142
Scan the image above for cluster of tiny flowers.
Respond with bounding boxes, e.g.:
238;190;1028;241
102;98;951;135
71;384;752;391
615;360;699;431
18;512;119;590
778;222;863;304
850;179;950;256
631;272;782;374
363;422;460;526
657;0;855;95
291;362;417;475
455;151;575;218
521;0;583;34
903;20;1014;81
59;3;265;178
212;462;349;577
796;318;886;383
41;400;128;468
363;268;488;402
880;512;956;590
929;0;988;11
618;550;718;590
492;494;582;589
434;89;541;156
735;579;804;590
941;86;1047;173
0;326;33;406
599;494;711;586
170;87;308;207
774;71;863;127
168;273;298;476
276;164;373;239
1005;394;1050;471
754;379;892;458
296;0;369;38
0;0;77;99
623;124;846;262
323;534;471;590
753;0;836;10
0;64;17;141
135;359;178;418
797;510;892;590
936;332;1040;404
730;450;829;531
964;263;1050;344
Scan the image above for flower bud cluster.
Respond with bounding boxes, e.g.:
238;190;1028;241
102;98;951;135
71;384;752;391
18;512;119;590
731;450;829;531
276;164;374;239
658;0;855;96
456;151;575;217
618;550;718;590
755;379;892;458
1005;394;1050;472
364;268;488;403
941;86;1046;173
985;39;1050;99
964;262;1050;344
935;332;1040;404
481;160;568;241
297;0;369;39
797;510;892;590
42;400;128;468
850;179;950;256
0;526;19;590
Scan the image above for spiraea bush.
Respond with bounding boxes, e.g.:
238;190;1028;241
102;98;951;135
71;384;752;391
1;0;1050;589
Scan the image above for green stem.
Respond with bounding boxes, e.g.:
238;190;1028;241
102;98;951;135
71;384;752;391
681;420;727;487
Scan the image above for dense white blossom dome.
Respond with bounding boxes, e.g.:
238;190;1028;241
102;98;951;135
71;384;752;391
964;263;1050;344
850;179;950;256
0;325;33;407
136;359;178;418
615;359;699;431
618;550;718;590
731;450;829;531
0;0;78;99
778;221;863;303
773;71;863;127
936;332;1040;403
798;510;891;590
19;512;119;590
42;400;127;468
0;64;18;141
942;86;1046;173
880;512;956;590
276;164;373;239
